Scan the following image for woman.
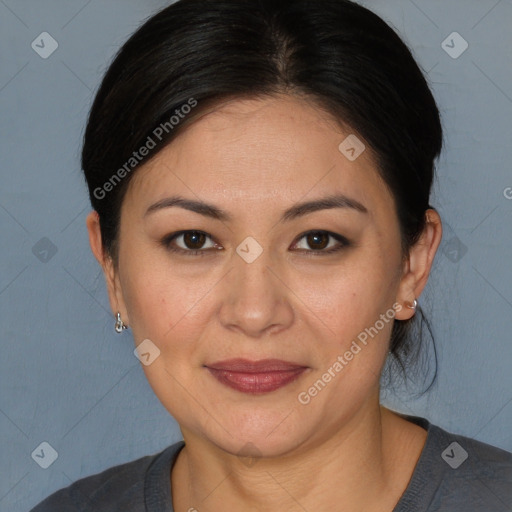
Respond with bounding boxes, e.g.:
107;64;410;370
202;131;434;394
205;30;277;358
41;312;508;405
31;0;512;510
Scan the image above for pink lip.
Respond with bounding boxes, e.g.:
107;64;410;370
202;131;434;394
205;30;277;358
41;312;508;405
205;358;308;394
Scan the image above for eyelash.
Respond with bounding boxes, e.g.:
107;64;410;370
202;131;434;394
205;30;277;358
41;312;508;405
160;230;350;257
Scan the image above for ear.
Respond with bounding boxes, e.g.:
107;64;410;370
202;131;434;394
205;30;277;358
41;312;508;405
395;209;443;320
86;211;129;325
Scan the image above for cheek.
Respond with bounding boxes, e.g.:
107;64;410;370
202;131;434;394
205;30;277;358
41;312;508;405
118;259;215;423
122;266;214;347
297;252;399;342
294;262;398;410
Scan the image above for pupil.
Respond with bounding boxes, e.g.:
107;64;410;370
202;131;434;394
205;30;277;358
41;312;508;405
185;232;205;249
308;232;328;250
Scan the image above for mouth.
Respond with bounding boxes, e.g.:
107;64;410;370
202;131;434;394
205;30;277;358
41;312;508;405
204;358;309;394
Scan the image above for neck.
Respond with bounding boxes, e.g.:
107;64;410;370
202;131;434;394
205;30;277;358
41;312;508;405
171;402;427;512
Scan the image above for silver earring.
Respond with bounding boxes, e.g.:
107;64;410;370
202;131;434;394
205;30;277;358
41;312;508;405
406;299;418;310
115;312;128;333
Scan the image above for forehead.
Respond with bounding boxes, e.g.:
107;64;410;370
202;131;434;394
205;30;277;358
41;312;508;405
125;94;393;217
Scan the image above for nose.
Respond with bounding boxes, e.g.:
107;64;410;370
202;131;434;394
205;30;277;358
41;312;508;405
218;246;295;338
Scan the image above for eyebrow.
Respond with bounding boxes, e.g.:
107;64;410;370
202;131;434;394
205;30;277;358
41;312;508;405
144;194;368;222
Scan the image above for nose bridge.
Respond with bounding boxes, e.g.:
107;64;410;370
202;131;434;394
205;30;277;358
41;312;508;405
218;239;294;337
233;233;273;288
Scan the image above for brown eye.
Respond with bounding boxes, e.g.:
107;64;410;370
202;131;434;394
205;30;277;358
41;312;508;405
306;232;330;250
182;231;207;249
162;230;219;255
292;230;349;254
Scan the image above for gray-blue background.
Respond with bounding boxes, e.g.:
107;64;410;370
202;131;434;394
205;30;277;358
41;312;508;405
1;1;511;510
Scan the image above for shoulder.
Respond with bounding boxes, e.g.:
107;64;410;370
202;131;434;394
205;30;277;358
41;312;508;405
428;421;512;480
29;441;185;512
398;416;512;511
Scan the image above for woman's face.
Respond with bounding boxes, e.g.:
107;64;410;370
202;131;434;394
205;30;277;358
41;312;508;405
102;95;423;457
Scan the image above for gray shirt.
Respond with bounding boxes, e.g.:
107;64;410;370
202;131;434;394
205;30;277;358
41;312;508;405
30;417;512;511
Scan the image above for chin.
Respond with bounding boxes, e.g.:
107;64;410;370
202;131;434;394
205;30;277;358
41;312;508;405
195;406;316;460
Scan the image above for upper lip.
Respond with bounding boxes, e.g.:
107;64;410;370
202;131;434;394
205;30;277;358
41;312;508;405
205;358;307;372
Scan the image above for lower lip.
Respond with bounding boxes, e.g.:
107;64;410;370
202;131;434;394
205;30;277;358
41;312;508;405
206;367;307;394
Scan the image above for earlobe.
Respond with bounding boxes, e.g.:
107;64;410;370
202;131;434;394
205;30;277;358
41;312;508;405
395;209;442;320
